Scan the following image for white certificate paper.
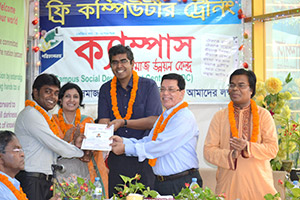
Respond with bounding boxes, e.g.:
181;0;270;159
81;123;113;151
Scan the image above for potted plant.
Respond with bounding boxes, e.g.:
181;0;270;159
275;116;298;172
264;178;300;199
51;174;95;200
255;73;294;171
113;174;158;199
174;183;225;200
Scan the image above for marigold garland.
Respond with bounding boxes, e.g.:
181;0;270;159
228;99;259;142
25;100;60;137
148;102;189;167
58;108;81;135
110;70;139;120
0;174;28;200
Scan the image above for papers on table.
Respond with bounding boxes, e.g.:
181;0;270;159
81;123;113;151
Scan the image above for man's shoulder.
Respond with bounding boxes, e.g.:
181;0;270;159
17;106;37;118
99;80;112;93
138;76;158;88
101;79;112;87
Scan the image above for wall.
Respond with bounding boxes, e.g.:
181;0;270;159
80;103;228;169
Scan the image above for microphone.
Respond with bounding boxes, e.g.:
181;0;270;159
51;164;66;173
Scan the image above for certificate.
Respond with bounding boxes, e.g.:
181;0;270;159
81;123;113;151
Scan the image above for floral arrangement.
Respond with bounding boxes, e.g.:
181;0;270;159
254;73;296;170
174;183;225;200
113;174;158;199
51;174;95;200
264;178;300;200
255;73;292;117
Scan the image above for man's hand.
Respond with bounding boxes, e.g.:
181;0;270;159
110;135;125;155
232;149;239;159
107;119;125;131
230;137;247;151
74;134;85;148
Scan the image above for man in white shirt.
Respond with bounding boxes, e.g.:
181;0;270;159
15;73;84;200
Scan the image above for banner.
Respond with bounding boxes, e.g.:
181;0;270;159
0;0;26;130
40;0;242;104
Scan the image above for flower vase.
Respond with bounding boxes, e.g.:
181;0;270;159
281;160;294;172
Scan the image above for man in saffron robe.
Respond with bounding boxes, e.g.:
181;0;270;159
204;68;278;200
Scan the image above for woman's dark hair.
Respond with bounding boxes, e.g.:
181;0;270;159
161;73;185;90
57;82;84;108
0;130;16;153
31;73;60;99
108;44;134;64
229;68;256;98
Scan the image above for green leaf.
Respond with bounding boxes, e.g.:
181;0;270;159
290;188;300;197
285;181;294;189
77;177;85;185
285;73;293;84
120;174;131;183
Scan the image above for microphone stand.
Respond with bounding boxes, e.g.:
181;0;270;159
51;165;69;198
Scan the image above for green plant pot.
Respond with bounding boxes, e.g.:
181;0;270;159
281;160;294;172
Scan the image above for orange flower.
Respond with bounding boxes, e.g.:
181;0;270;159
25;100;60;137
110;70;139;120
185;183;190;188
58;108;81;135
0;174;28;200
149;102;189;166
228;99;260;142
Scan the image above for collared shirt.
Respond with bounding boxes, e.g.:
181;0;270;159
0;171;21;200
124;101;200;176
98;76;162;139
14;102;83;175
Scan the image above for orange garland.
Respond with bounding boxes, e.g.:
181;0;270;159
58;108;81;135
0;174;28;200
148;102;189;167
228;99;259;142
110;70;139;120
25;100;60;137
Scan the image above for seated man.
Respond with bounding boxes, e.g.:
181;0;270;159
111;73;202;196
0;130;27;199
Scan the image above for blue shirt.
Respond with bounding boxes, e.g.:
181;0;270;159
0;171;21;200
98;76;162;139
123;101;200;176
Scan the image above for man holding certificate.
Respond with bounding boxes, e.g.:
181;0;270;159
110;73;202;196
97;44;162;197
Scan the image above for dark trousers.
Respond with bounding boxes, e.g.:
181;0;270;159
16;171;53;200
108;152;155;197
154;169;202;196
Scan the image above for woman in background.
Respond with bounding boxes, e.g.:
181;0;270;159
53;82;108;197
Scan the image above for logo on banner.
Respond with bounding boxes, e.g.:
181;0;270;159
40;27;64;71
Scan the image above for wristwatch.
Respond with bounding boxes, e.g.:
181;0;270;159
123;119;127;128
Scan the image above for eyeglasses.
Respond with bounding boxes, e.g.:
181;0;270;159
3;148;24;154
228;83;249;89
160;88;181;93
111;59;130;67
